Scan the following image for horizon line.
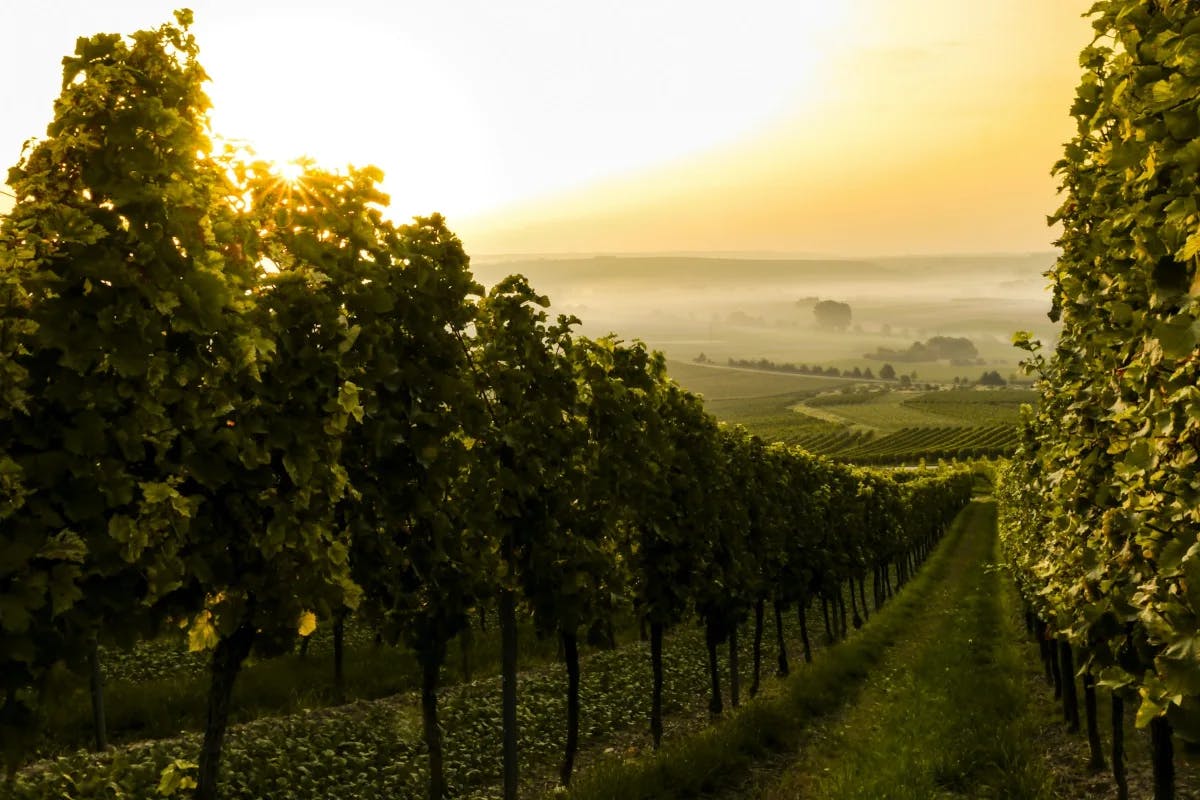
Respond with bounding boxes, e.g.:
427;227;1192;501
470;249;1060;263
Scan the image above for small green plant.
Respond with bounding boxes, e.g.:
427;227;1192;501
157;760;198;797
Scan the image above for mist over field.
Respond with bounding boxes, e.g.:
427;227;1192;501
471;252;1057;384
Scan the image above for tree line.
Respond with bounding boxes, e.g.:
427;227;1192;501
0;12;974;800
998;3;1200;799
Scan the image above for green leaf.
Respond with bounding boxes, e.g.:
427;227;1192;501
157;759;198;797
1124;439;1152;471
297;610;317;637
1181;232;1200;263
187;612;220;652
1154;315;1198;360
35;530;87;563
1136;693;1166;729
48;563;82;616
141;482;177;504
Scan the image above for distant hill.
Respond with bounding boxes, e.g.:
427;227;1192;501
872;253;1055;279
470;255;895;292
469;253;1055;293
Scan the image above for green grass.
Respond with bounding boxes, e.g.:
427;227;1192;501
761;500;1055;799
564;499;980;800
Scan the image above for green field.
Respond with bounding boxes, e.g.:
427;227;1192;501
800;425;1020;464
796;387;1032;433
665;360;852;400
666;363;1030;463
794;390;956;432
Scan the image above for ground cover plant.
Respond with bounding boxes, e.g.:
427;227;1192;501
2;566;932;799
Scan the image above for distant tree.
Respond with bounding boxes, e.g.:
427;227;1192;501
824;366;841;377
812;300;851;331
694;353;710;364
899;374;912;387
926;336;979;362
879;363;897;380
850;367;863;378
863;367;875;380
978;370;1007;387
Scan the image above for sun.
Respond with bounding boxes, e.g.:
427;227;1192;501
273;160;306;185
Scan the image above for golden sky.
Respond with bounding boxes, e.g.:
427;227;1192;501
0;1;1091;256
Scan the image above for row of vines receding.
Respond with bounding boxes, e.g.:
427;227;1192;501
998;2;1200;799
0;11;976;800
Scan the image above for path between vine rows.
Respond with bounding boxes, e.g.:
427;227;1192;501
711;499;1055;799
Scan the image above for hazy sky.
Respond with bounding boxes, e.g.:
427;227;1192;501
0;1;1091;256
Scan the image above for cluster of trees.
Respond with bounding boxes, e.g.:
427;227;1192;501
715;357;1011;390
998;4;1200;799
975;370;1007;387
811;300;852;331
0;14;975;800
719;356;876;380
864;335;980;364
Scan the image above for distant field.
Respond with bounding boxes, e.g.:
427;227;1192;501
903;388;1035;425
794;390;953;433
792;387;1032;433
502;251;1051;461
665;361;843;444
794;425;1020;465
472;253;1058;387
667;361;1030;463
666;360;852;400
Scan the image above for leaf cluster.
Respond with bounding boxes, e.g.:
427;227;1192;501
997;0;1200;737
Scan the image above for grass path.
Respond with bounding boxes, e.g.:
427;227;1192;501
752;499;1053;799
567;498;974;800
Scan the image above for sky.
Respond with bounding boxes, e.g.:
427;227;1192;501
0;1;1093;257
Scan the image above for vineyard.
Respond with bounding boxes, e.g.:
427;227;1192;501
996;2;1200;799
0;13;974;800
3;2;1199;799
790;424;1019;465
699;384;1029;464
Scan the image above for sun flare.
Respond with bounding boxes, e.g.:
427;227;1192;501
273;160;306;186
